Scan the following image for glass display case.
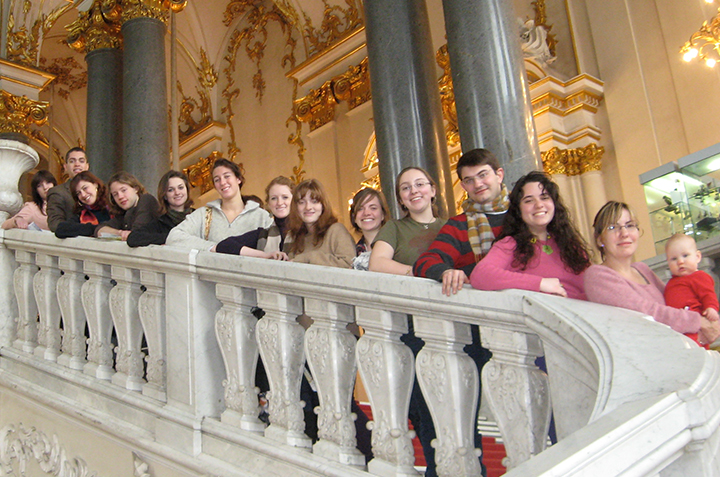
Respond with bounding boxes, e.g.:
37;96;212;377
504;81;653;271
640;143;720;255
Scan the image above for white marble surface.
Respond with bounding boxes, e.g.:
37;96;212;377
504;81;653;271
0;229;719;476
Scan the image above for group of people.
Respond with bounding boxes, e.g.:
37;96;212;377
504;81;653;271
5;146;720;475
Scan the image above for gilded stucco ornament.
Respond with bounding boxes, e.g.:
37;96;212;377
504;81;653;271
116;0;187;24
436;44;460;148
332;57;371;110
7;0;75;66
221;1;296;159
183;151;245;195
302;0;363;58
541;143;604;176
39;57;88;100
177;81;212;140
0;90;49;137
293;80;337;131
66;0;123;54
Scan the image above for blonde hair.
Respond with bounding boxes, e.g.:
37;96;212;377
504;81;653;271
665;233;697;253
592;201;639;260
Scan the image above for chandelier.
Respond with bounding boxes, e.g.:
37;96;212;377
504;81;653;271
681;0;720;68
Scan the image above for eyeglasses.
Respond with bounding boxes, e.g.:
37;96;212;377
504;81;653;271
606;223;638;234
461;170;493;186
399;181;431;194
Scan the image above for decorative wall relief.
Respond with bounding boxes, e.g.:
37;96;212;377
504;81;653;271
221;1;297;159
301;0;363;58
38;57;88;100
541;143;604;176
0;423;98;476
177;81;212;140
7;0;75;66
183;151;224;194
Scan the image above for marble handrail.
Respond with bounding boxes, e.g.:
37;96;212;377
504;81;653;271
0;228;718;477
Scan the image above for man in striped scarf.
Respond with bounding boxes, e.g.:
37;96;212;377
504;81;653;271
413;148;508;295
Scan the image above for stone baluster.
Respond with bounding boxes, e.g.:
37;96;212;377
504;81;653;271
355;307;419;477
81;261;115;380
56;257;88;370
109;265;145;391
138;270;166;400
304;298;364;466
479;327;551;469
13;249;38;353
413;315;481;476
215;284;264;432
32;253;62;361
255;290;310;449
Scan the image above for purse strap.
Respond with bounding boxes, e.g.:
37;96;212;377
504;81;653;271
203;207;213;240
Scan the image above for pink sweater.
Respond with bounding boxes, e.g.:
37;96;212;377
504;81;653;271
469;236;587;300
584;263;701;334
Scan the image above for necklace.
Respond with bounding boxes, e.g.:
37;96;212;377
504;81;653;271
530;234;553;255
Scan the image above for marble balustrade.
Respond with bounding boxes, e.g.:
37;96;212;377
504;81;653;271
1;229;720;477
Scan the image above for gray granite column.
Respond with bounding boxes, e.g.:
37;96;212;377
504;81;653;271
364;0;453;219
442;0;541;185
122;16;169;191
86;47;123;181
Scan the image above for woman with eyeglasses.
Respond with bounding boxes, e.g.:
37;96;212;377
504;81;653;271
470;171;590;299
585;201;720;342
367;166;446;477
369;167;446;275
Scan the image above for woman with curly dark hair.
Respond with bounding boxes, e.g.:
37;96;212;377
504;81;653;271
470;170;590;299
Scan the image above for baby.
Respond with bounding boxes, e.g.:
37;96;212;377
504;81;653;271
664;233;719;347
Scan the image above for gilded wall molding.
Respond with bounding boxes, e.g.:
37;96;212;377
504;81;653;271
436;44;460;148
39;57;87;100
333;56;370;109
119;0;186;24
541;143;604;176
293;56;370;131
7;0;75;66
177;80;212;140
221;1;297;159
0;90;49;137
301;0;363;58
184;151;222;194
66;0;123;54
0;423;97;476
197;47;218;90
287;79;307;183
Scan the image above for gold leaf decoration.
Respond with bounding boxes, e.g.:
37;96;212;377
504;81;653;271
8;0;74;66
184;151;222;195
541;143;604;176
66;0;123;54
0;90;49;137
532;0;558;57
436;44;460;148
176;81;212;140
302;0;363;58
221;1;297;159
39;57;88;100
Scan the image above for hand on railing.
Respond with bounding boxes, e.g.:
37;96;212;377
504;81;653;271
539;277;567;297
440;268;469;296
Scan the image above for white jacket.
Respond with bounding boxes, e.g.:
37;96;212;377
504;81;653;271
166;199;273;251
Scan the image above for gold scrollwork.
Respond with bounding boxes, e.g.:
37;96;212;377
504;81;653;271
332;56;371;110
302;0;363;58
38;57;88;100
66;0;123;54
541;143;604;176
287;79;307;184
8;0;75;66
177;81;212;140
436;45;460;148
183;151;221;195
293;57;371;131
221;1;297;159
0;90;49;137
197;47;218;90
293;80;337;131
116;0;184;24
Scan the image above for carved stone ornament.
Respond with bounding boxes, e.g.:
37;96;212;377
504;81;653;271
183;151;223;195
0;423;98;476
541;143;604;176
0;91;48;138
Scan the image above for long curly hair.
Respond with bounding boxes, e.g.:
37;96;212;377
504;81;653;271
70;171;109;213
286;179;338;255
496;171;590;274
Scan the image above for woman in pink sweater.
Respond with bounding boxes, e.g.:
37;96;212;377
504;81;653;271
470;171;591;299
584;201;720;343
